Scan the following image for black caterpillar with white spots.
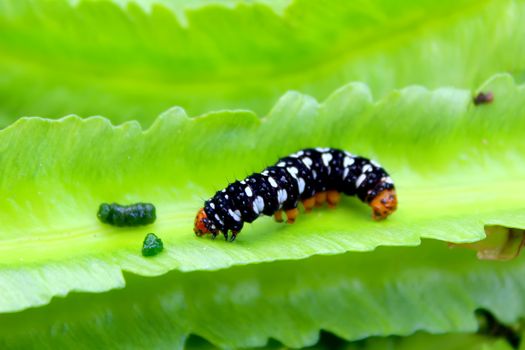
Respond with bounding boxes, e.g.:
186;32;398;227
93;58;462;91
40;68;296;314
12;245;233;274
194;148;397;241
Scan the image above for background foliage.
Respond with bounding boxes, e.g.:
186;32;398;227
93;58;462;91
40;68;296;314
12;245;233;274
0;0;524;349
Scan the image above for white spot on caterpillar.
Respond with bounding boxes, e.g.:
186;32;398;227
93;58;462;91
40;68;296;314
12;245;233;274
302;157;313;168
214;214;224;225
356;174;367;188
228;209;241;222
287;167;298;178
344;151;353;157
290;150;304;158
383;177;394;184
362;164;373;173
240;180;246;184
261;170;269;176
252;196;265;215
297;178;305;194
225;195;229;199
371;160;381;167
343;168;349;179
210;203;215;209
277;189;287;204
312;170;317;179
277;162;286;167
221;189;226;193
316;147;330;152
245;186;253;197
268;177;278;188
322;153;333;166
343;156;354;167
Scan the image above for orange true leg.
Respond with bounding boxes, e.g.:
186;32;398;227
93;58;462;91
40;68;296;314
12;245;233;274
326;191;341;208
285;208;299;224
274;210;284;223
315;192;327;207
302;197;316;213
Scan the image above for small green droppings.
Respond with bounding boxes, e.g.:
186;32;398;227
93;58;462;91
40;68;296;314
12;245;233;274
142;233;164;257
97;202;156;227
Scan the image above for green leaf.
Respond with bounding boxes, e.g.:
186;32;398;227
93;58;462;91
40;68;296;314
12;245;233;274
345;333;515;350
0;74;524;313
1;0;524;125
1;241;524;349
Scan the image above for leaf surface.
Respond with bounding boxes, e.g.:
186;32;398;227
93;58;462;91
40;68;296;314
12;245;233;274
0;0;524;125
0;75;524;312
345;332;515;350
1;241;524;349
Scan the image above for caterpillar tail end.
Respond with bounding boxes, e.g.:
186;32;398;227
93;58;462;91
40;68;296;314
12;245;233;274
370;189;397;221
194;207;211;237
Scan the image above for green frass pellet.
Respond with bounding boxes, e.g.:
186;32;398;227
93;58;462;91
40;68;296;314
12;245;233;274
142;233;164;257
97;202;156;227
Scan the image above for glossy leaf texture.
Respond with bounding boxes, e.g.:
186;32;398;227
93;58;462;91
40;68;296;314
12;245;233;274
0;74;524;313
1;0;525;126
1;241;524;349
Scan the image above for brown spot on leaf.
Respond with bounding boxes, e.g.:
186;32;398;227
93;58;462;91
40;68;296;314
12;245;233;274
450;225;525;260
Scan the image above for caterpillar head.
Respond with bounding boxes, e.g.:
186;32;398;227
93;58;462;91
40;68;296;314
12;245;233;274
370;189;397;220
194;208;213;237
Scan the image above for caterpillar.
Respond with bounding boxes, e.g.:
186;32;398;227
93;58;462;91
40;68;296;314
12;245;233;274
97;202;156;227
194;148;397;241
